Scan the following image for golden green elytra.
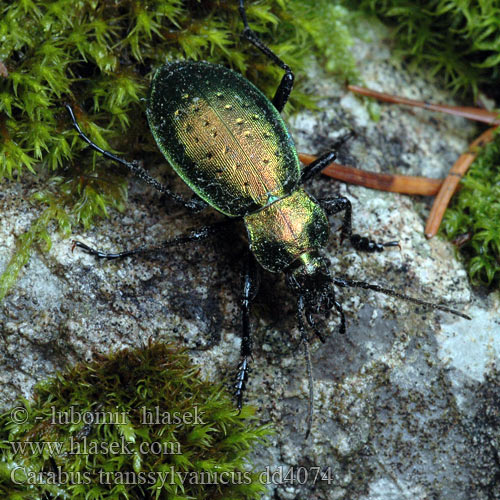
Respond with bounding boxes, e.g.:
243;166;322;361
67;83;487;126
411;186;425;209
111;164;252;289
68;0;470;438
147;61;300;218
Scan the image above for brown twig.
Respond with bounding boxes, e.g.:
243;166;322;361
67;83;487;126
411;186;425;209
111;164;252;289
348;85;500;237
298;153;443;196
348;85;500;125
424;127;497;238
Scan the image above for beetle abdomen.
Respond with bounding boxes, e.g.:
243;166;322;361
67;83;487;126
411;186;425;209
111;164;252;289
147;61;300;217
244;189;329;272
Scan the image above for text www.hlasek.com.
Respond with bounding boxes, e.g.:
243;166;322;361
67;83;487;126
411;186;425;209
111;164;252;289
10;436;180;457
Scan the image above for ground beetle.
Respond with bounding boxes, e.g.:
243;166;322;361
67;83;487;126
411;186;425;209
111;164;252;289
66;0;471;437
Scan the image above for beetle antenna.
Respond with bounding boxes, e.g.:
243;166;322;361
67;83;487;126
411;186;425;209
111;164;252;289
303;339;314;440
333;277;471;320
298;297;314;439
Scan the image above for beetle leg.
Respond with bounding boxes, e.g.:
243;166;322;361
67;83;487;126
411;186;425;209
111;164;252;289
300;151;337;184
300;132;355;184
65;105;207;213
238;1;294;113
235;253;260;411
333;300;346;334
72;220;232;260
319;196;399;252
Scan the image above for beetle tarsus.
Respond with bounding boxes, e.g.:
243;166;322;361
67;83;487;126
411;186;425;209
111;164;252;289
350;234;399;253
72;240;122;259
234;357;250;412
320;196;399;253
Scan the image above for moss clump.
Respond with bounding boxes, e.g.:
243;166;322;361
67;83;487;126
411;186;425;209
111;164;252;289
0;341;270;499
347;0;500;96
0;0;362;300
441;131;500;287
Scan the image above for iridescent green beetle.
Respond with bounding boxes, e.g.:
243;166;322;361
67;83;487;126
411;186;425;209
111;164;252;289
67;1;470;437
147;60;330;274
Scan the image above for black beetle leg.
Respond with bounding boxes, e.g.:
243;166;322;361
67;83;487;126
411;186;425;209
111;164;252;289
72;220;232;260
333;300;346;334
319;196;399;252
333;276;471;320
300;132;355;184
235;253;260;411
65;105;207;213
238;0;294;113
300;151;337;185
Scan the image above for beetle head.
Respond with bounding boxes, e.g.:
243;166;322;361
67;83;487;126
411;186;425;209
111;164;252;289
285;253;335;315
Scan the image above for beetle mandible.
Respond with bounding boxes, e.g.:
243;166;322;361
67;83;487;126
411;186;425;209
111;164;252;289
66;0;470;436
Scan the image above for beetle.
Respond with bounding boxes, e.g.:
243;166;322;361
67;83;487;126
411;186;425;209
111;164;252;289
66;0;471;437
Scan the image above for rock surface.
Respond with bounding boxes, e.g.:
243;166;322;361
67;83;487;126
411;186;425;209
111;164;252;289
1;19;499;500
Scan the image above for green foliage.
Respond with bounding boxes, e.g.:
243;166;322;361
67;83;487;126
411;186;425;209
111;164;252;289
347;0;500;96
0;342;270;499
286;1;359;81
441;132;500;287
0;167;127;301
0;0;360;299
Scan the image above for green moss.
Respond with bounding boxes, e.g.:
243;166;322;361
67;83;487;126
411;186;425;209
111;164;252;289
0;341;270;499
441;131;500;288
0;0;362;300
346;0;500;96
